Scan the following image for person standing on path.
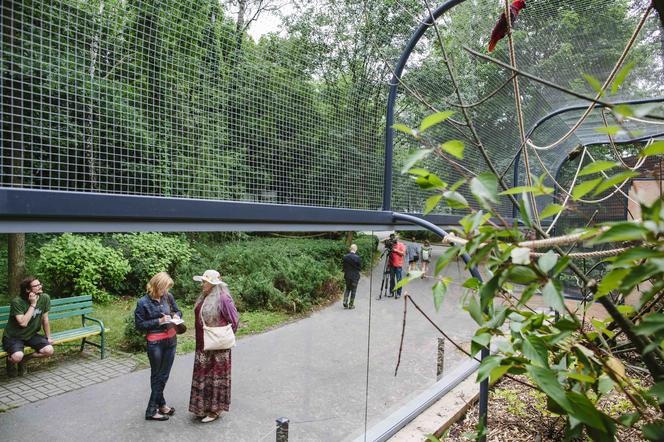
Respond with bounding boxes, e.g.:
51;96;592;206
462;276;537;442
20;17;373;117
134;272;181;421
389;236;406;299
2;276;54;377
406;242;420;275
420;240;433;278
342;244;362;309
189;270;239;423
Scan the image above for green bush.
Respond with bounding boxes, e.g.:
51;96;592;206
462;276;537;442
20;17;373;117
107;233;192;296
175;236;377;311
36;234;130;303
122;314;146;352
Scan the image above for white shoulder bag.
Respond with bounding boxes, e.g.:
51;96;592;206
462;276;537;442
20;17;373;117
200;303;236;351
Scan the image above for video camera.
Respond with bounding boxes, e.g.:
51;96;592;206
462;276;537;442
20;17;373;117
383;236;396;251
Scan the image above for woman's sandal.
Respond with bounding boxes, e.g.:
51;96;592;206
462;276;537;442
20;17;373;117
200;413;219;423
146;413;169;421
160;406;175;416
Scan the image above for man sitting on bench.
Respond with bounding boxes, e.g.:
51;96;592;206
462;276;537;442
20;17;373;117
2;276;54;377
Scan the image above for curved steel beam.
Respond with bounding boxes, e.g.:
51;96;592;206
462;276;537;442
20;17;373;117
512;97;664;216
383;0;468;211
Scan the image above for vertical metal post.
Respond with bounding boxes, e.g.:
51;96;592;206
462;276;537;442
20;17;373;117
276;417;289;442
436;337;445;380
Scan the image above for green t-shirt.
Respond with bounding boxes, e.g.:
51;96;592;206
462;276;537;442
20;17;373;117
3;294;51;340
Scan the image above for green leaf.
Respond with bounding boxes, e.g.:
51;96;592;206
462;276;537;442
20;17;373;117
563;372;596;383
598;375;614;395
592;171;639;196
583;73;604;95
540;204;564;220
611;61;634;94
470;173;498;209
592;223;648;244
648;381;664;404
595;126;625;136
542;280;565;314
401;149;433;174
419;111;455;132
518;198;532;228
424;194;443;215
641;140;664;157
565;391;608;431
392;123;414;136
538;251;558;274
611;247;664;267
394;271;424;291
572;178;602;200
440;140;464;159
505;266;538;284
612;104;634;118
643;420;664;441
477;355;502;383
596;268;630;297
490;364;511;383
617;412;640;428
467;295;483;325
450;179;465;192
442;190;469;209
499;186;540;195
578;161;618;177
527;366;572;411
522;335;549;367
633;314;664;335
432;281;448;311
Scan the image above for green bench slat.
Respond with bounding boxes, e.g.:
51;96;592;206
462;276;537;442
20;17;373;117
51;295;93;306
48;308;94;320
49;301;93;313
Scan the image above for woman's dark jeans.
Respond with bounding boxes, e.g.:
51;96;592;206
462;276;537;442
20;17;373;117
146;338;177;417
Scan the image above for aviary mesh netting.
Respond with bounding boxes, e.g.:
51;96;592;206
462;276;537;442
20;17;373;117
1;0;663;218
388;0;664;220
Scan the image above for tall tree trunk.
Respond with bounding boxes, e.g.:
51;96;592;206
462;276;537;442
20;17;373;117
3;0;27;296
8;234;26;296
345;231;354;247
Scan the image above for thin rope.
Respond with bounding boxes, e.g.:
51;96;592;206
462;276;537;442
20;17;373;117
525;5;654;151
546;147;587;234
601;108;649;171
504;0;539;226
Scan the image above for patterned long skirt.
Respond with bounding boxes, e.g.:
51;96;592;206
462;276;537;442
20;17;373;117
188;349;232;416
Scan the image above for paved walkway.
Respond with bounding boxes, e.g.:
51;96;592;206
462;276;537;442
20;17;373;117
0;351;137;410
0;243;477;441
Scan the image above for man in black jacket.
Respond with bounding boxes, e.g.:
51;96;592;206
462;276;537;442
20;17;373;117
342;244;362;309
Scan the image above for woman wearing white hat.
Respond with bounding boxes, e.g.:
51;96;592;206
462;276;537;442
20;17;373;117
188;270;239;423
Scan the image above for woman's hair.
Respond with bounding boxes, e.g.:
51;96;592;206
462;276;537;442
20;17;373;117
146;272;174;299
424;240;430;246
198;283;232;325
19;276;38;300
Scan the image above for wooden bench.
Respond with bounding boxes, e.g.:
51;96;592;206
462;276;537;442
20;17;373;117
0;295;107;360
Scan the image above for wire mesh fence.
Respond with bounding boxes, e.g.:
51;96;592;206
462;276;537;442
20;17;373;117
2;0;663;221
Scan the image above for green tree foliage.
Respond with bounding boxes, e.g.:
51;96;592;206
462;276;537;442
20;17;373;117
36;234;130;302
106;233;192;295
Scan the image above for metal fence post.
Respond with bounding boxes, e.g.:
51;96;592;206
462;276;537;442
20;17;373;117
276;417;289;442
436;337;445;380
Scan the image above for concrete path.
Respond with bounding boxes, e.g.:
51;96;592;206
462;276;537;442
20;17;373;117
0;243;478;441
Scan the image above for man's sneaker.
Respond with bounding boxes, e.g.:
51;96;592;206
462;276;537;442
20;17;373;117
343;303;348;309
348;305;355;309
6;362;18;378
17;361;27;376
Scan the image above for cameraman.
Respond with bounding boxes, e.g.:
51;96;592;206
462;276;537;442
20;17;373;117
385;234;406;298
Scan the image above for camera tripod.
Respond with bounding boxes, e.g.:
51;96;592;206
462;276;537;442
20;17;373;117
377;248;393;300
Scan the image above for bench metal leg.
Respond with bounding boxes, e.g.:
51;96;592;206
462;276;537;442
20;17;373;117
79;338;87;353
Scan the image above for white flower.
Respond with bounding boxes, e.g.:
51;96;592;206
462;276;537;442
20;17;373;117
511;247;531;265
